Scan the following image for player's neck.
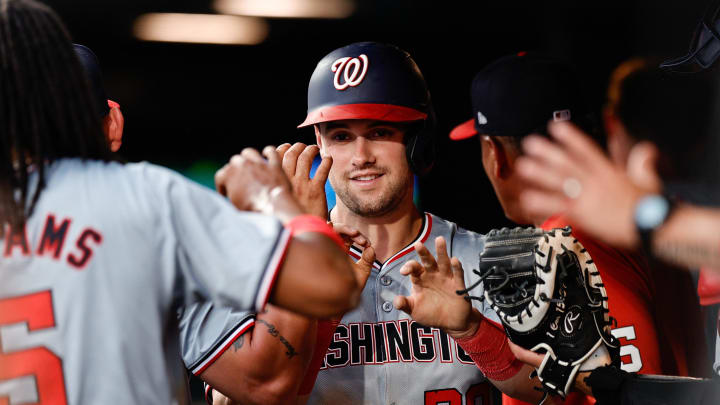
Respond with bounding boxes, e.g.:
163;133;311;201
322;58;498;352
331;193;423;263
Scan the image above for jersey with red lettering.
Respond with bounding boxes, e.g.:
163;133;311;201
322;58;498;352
308;213;499;405
0;159;290;404
180;213;501;405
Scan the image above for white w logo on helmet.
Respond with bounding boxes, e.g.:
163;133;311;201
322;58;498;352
331;54;369;90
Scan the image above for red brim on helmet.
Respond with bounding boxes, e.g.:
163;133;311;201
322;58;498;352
449;118;477;140
298;103;427;128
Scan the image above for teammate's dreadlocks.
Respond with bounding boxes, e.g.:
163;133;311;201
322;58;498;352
0;0;111;234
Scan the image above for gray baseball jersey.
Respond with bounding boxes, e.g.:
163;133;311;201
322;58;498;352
179;302;255;376
181;212;500;405
309;213;499;405
0;159;290;405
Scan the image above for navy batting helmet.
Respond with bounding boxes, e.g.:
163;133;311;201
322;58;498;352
299;42;436;175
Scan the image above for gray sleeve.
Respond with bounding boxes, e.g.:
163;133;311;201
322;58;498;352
178;302;255;375
451;228;502;324
142;163;291;312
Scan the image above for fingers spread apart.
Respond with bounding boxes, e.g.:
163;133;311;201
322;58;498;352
281;142;306;177
413;241;438;272
400;260;425;279
296;144;319;178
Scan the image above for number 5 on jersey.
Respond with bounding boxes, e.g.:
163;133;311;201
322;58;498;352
0;291;68;404
611;325;643;373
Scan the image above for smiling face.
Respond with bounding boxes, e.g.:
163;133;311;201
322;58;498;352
316;119;414;218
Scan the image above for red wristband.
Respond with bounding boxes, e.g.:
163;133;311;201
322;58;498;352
454;317;524;381
286;215;346;252
298;319;341;395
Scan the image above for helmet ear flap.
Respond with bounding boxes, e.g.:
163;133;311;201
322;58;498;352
406;106;437;176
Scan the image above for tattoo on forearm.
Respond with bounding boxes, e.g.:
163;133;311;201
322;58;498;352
256;319;299;359
654;240;720;268
232;334;245;352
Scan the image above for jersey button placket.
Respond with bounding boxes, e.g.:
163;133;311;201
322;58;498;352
381;301;393;312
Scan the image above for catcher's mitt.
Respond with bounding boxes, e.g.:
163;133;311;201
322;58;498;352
458;226;619;397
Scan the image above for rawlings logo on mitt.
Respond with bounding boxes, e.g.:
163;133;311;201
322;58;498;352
459;226;620;397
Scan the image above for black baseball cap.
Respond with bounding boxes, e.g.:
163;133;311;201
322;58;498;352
73;44;114;117
450;52;587;140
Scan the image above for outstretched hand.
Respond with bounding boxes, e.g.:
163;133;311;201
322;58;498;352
276;143;332;219
393;237;477;339
331;222;375;289
516;121;661;249
215;146;302;222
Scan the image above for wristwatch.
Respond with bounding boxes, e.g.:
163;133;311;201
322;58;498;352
634;194;674;254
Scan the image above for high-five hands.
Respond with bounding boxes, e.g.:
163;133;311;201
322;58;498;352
516;121;661;249
276;143;332;219
215;146;301;221
393;237;481;339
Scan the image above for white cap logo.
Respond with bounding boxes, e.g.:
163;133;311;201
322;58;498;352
331;54;369;91
477;111;488;125
553;109;571;122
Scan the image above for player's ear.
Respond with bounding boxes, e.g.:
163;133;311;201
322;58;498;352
604;109;634;168
315;125;328;158
480;135;508;180
103;101;124;152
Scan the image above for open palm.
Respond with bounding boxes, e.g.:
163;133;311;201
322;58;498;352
393;237;474;337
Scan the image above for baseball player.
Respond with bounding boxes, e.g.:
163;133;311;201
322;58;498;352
505;49;720;403
179;161;374;405
443;53;676;405
0;1;361;404
507;123;720;404
203;42;548;405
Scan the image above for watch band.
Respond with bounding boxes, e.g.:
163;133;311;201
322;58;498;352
634;194;675;256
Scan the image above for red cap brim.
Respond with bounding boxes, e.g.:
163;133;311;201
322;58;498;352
449;118;477;140
298;103;427;128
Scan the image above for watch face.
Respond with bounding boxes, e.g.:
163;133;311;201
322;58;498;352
635;195;670;231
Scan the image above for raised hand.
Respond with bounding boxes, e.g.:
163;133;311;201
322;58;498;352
215;146;302;223
330;222;370;251
330;221;374;288
516;121;655;249
393;237;477;339
276;143;332;219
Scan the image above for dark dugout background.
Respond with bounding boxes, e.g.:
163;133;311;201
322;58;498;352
51;0;712;233
46;0;714;401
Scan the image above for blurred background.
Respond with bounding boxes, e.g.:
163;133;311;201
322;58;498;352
51;0;711;232
47;0;715;401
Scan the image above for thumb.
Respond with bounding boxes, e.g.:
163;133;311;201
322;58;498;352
393;295;414;315
353;246;375;286
627;141;662;193
508;340;545;368
360;246;375;266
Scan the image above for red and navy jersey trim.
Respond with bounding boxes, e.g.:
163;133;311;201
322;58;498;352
347;213;433;270
348;247;382;270
254;228;292;311
190;316;255;376
383;213;432;267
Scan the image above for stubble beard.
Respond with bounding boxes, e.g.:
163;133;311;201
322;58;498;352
332;167;413;218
